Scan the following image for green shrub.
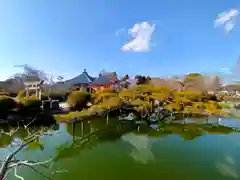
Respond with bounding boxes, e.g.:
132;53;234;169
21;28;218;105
19;96;42;115
41;92;49;100
0;96;18;117
67;91;91;110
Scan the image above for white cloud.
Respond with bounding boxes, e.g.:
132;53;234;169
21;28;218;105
121;21;156;52
214;8;239;33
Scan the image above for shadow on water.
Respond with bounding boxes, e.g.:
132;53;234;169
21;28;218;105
54;117;240;162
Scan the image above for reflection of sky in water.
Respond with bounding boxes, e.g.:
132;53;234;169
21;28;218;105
20;124;72;161
220;118;240;129
183;117;240;129
121;133;154;164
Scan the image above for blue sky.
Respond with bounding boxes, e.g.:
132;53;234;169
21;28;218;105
0;0;240;81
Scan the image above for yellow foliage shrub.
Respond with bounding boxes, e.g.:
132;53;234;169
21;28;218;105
67;91;91;110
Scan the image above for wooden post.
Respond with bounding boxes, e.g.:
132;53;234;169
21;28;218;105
26;87;29;99
81;121;84;137
72;123;76;143
88;121;93;134
35;86;38;98
106;111;109;125
39;87;42;100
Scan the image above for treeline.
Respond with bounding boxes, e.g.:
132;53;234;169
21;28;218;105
132;73;222;92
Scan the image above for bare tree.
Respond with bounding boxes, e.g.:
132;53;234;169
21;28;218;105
0;119;67;180
56;76;64;84
13;65;50;82
135;75;151;85
13;64;64;99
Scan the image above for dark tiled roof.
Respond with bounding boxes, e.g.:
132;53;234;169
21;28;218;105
91;75;113;85
65;70;95;85
91;72;118;85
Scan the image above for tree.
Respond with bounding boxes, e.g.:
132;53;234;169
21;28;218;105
204;76;222;92
0;119;67;180
121;74;129;81
57;76;64;84
13;64;64;99
13;64;49;82
183;73;205;92
135;75;151;85
67;91;91;110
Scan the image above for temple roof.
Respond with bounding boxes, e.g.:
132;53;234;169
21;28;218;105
91;72;118;85
65;69;95;85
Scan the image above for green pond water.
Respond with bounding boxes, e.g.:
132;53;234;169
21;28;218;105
2;117;240;180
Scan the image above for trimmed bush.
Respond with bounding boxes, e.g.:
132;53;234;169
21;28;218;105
41;92;49;100
19;96;42;115
67;91;91;110
0;96;18;118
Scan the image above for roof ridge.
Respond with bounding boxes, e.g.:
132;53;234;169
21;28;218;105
83;71;93;82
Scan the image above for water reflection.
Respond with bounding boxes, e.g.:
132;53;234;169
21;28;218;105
0;124;59;149
121;133;154;164
131;122;236;141
55;120;134;161
1;117;240;180
216;155;239;178
53;118;240;164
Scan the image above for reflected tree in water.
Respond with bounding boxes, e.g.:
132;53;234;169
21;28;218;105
55;118;239;168
55;120;134;162
132;122;237;140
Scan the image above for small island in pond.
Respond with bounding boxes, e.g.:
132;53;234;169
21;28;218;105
0;67;240;125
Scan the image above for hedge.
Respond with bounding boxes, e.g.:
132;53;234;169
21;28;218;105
0;96;18;118
67;91;91;110
19;96;42;115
